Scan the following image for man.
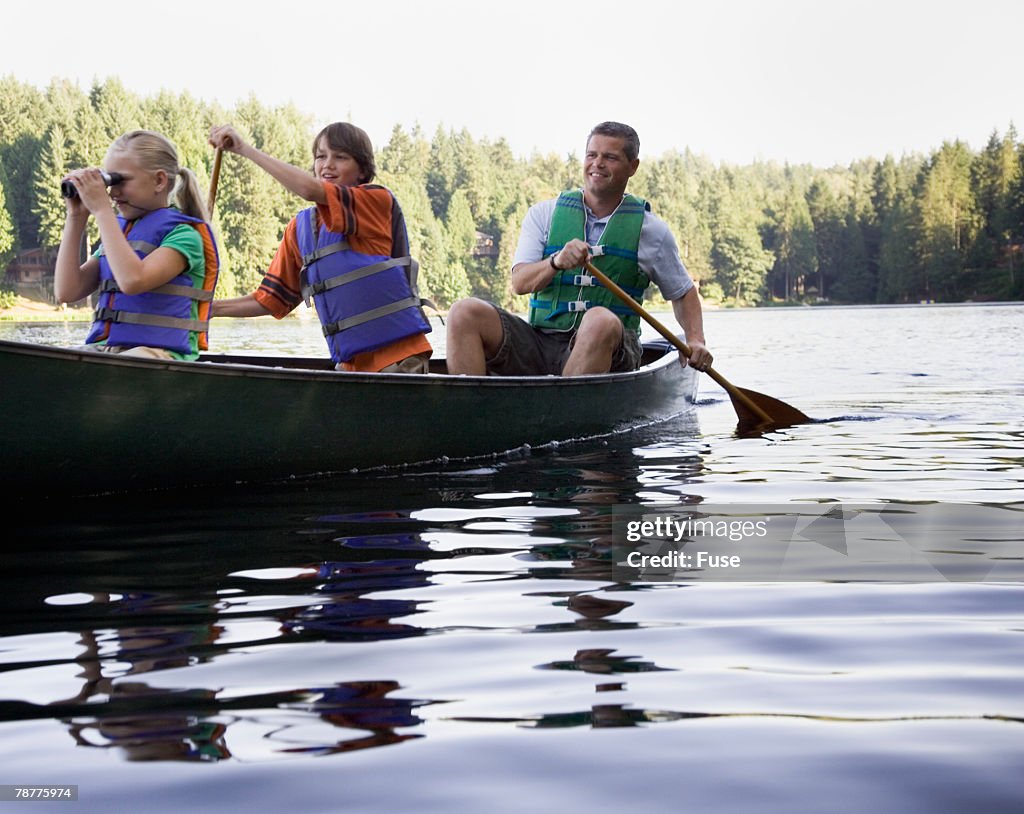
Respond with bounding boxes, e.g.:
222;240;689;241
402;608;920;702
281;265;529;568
445;121;712;377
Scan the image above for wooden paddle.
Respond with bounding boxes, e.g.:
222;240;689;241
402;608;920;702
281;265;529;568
207;146;223;215
583;261;811;434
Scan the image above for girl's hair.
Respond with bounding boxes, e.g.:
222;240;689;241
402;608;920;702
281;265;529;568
313;122;376;183
107;130;210;221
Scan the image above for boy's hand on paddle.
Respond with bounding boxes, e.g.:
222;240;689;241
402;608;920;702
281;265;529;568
208;125;245;154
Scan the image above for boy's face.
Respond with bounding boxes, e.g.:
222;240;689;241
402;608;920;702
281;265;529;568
314;137;364;186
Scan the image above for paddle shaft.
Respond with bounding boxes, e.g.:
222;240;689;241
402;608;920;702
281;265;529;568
582;261;774;425
207;147;223;215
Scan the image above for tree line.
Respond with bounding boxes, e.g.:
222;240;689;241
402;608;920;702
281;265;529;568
2;75;1022;308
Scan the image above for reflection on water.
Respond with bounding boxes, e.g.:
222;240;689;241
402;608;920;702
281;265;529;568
2;305;1023;812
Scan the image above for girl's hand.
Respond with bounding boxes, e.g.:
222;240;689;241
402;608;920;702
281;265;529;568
62;169;113;216
60;173;89;220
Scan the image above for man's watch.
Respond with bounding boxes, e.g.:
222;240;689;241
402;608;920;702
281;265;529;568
549;253;561;271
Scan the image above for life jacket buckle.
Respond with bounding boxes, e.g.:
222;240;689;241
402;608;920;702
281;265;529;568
573;274;595;287
567;300;590;312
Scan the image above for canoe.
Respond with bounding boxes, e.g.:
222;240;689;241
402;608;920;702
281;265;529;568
1;337;698;496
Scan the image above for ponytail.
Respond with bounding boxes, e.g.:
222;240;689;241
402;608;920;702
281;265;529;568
172;167;210;222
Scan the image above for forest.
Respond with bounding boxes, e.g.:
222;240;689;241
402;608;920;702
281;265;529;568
2;75;1022;309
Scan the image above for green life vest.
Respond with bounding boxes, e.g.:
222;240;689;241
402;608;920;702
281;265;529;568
528;190;650;333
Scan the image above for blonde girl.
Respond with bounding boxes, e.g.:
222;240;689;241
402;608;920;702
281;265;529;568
54;130;219;360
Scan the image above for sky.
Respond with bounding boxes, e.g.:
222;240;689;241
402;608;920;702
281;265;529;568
4;0;1023;167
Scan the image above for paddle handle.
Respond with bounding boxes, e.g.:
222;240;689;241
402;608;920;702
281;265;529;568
582;261;774;424
207;147;223;216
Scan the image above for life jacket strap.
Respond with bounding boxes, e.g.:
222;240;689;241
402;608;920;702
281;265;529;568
529;299;636;320
596;245;638;261
94;306;210;334
301;256;413;307
96;238;162;257
552;271;644;299
530;298;591;314
300;239;352;272
151;283;215;301
97;278;213;302
321;296;421;337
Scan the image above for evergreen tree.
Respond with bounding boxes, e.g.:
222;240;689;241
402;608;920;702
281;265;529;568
638;150;712;292
915;140;981;300
830;206;873;302
32;124;70;251
767;185;817;301
0;77;47;248
435;187;474;306
445;188;477;261
876;190;918;303
379;124;419;179
873;154;923;302
704;170;774;304
1013;136;1024;296
42;79;104;171
426;125;456;219
529;150;575;195
970;126;1021;296
0;157;16;268
452;128;492;226
484;137;522;233
490;202;529;307
806;176;846;300
89;77;142;142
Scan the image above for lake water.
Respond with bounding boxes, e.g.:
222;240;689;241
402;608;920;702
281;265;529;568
1;304;1022;813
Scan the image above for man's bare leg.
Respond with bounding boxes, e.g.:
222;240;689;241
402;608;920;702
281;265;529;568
445;298;505;375
561;308;622;376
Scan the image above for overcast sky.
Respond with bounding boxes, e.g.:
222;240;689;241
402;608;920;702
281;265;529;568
5;0;1022;166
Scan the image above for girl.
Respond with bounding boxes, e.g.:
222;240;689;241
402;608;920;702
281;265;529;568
55;130;220;360
208;122;432;373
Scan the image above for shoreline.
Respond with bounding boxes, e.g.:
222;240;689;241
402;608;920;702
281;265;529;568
3;294;1021;323
0;297;87;322
0;295;308;322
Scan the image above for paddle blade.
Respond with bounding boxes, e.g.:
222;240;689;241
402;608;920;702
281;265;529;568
730;386;812;435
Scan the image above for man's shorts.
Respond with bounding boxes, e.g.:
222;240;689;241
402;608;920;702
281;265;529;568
484;303;642;376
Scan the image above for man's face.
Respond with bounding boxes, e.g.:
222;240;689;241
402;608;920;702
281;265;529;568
583;134;639;198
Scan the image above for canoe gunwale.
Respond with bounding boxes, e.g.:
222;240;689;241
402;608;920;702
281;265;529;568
1;337;684;388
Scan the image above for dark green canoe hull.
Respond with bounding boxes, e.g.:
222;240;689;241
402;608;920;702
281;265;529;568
1;339;698;495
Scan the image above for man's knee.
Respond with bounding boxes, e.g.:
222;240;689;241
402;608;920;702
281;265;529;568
577;307;623;348
447;297;494;334
446;298;505;358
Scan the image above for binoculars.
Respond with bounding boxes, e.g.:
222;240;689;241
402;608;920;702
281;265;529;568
60;171;125;199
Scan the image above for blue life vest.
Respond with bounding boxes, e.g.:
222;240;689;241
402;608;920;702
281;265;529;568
295;201;432;364
86;207;220;355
